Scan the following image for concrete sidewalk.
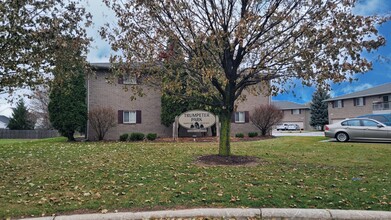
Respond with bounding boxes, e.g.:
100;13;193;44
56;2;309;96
21;208;391;220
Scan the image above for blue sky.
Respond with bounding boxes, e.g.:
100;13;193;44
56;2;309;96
1;0;390;116
274;0;391;103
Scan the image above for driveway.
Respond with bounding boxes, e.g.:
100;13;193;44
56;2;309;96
272;130;324;137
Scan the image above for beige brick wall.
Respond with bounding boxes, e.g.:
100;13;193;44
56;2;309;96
87;70;270;140
231;87;271;135
87;70;172;140
328;95;384;123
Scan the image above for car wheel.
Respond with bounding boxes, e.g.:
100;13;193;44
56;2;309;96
335;132;349;142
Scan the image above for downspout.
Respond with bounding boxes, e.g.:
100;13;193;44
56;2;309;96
86;74;90;140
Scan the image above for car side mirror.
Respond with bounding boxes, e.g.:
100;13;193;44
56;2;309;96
377;124;384;128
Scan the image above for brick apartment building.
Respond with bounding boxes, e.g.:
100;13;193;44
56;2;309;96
87;63;270;140
324;82;391;124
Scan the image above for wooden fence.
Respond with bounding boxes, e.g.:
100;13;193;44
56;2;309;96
0;129;60;139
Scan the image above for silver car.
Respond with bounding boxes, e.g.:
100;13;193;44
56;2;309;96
324;118;391;142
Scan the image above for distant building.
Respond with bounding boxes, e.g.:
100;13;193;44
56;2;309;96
273;101;311;130
0;115;10;129
324;82;391;124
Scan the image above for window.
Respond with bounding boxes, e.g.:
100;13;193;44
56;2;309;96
334;100;343;108
291;109;301;115
123;111;136;123
341;120;360;126
235;112;245;123
354;97;365;106
118;110;141;124
384;95;390;109
123;75;137;85
118;74;137;85
361;119;378;127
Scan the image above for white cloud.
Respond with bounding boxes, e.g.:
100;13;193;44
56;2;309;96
353;0;391;16
341;83;374;94
0;104;13;117
84;0;116;63
0;89;34;117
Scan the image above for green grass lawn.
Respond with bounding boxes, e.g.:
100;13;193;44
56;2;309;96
0;137;390;218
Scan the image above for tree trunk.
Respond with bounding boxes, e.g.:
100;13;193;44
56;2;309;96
66;131;75;142
219;109;231;156
217;78;236;156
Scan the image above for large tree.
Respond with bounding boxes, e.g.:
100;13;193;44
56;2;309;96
0;0;91;94
49;69;87;141
101;0;389;156
160;38;221;128
310;87;331;130
48;39;88;141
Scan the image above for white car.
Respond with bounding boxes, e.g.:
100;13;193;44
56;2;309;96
276;123;300;131
287;124;300;130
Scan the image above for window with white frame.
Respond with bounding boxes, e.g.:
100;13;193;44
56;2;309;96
123;74;137;85
235;112;245;123
291;109;301;115
123;111;137;123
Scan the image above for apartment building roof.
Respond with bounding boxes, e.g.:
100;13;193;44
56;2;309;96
90;62;111;70
272;101;310;110
324;82;391;102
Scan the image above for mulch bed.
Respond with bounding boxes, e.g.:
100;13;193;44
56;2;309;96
196;154;262;166
157;136;273;143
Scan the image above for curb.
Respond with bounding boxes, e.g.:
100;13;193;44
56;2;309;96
20;208;391;220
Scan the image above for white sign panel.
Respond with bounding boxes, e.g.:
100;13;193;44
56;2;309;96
178;110;216;129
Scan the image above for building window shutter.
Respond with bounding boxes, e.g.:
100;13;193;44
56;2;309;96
331;102;334;108
245;111;249;123
342;100;344;107
299;109;302;114
353;99;356;106
118;75;124;84
363;97;366;106
118;110;123;124
291;109;293;114
136;110;142;124
231;112;235;123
